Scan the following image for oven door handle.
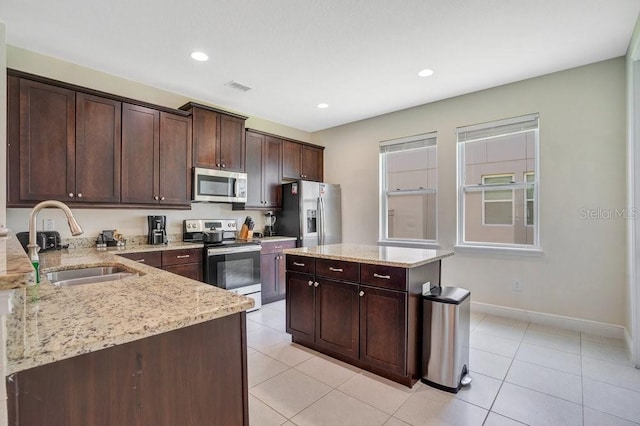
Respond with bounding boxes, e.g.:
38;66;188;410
207;245;261;256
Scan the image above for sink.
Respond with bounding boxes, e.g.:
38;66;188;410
46;266;139;287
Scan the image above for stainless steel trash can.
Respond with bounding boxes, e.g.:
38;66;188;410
421;286;472;393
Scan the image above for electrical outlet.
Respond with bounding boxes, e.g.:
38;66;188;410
512;280;522;292
43;219;55;231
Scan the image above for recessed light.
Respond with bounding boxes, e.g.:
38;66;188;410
418;69;434;77
317;103;329;109
191;51;209;62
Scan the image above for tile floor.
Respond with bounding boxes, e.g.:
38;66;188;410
247;300;640;425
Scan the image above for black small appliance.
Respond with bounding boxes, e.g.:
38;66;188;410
147;215;167;245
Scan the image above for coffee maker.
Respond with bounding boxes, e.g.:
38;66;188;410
264;212;277;237
147;215;167;245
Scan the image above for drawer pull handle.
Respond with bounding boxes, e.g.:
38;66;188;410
314;282;319;287
373;273;391;279
308;281;313;286
359;291;364;297
176;255;190;259
293;262;305;267
135;259;146;263
275;246;282;249
329;267;343;272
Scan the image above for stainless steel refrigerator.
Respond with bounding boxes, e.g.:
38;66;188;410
277;181;342;247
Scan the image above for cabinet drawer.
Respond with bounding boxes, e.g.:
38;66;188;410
162;248;203;266
315;259;359;282
261;239;296;255
163;263;203;281
118;251;162;268
360;264;407;291
286;255;315;274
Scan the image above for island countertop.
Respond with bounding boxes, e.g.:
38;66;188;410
5;244;253;375
284;243;454;268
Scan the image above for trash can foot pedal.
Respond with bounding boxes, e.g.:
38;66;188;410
460;374;472;386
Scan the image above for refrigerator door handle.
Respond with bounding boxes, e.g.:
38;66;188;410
318;196;324;245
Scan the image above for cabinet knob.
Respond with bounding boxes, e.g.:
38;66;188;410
160;196;165;201
77;192;83;198
221;164;226;168
359;291;364;297
314;282;319;287
68;193;74;198
216;163;221;167
308;280;313;286
154;196;159;201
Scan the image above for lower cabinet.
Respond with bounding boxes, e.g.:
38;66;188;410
118;248;203;281
260;240;296;304
286;254;437;387
6;313;249;426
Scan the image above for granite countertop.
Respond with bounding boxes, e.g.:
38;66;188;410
0;235;36;290
4;242;253;375
284;243;454;268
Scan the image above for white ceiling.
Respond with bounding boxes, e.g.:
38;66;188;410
1;1;639;132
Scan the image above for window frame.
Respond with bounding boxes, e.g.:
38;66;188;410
379;132;438;246
456;114;540;250
524;171;535;227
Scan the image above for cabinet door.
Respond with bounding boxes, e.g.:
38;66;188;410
281;140;302;180
75;93;122;203
260;253;278;303
315;278;359;359
276;249;290;296
159;112;192;205
192;107;220;169
264;136;283;207
359;285;407;376
302;145;323;182
163;263;202;281
18;79;76;201
286;272;315;341
245;131;264;209
7;333;139;426
219;114;246;172
121;103;159;204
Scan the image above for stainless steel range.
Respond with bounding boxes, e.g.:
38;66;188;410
183;219;261;312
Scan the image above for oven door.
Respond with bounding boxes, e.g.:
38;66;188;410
204;245;261;290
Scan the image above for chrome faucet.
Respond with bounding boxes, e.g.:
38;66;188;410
28;200;84;280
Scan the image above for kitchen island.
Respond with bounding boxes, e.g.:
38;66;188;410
2;237;253;426
284;243;453;387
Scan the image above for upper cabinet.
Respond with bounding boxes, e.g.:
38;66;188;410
7;70;192;209
121;104;192;206
7;76;122;205
245;130;282;209
181;103;247;172
282;140;324;182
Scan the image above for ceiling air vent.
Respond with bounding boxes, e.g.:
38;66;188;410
225;81;252;92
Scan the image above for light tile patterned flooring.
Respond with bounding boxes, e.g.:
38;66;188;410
247;300;640;425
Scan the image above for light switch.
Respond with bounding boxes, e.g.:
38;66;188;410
43;219;55;231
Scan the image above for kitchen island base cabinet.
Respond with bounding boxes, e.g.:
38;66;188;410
7;312;249;426
286;254;442;387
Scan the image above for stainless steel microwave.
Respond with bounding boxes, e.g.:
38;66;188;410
193;167;247;203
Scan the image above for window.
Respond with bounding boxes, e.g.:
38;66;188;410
482;174;514;225
379;132;437;243
457;114;539;249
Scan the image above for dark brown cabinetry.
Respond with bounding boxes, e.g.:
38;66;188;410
245;131;283;209
118;247;202;281
161;248;203;281
7;70;192;209
282;140;324;182
7;77;122;205
260;239;296;304
122;105;192;206
183;103;247;172
286;255;440;387
7;313;249;426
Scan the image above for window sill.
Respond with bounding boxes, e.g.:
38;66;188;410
378;240;441;250
454;244;543;256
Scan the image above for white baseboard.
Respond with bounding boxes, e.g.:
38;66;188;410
471;301;627;340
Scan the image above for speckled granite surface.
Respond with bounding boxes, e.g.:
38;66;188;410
5;244;253;374
284;243;454;267
0;235;36;290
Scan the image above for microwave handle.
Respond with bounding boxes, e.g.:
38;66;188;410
234;178;240;198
